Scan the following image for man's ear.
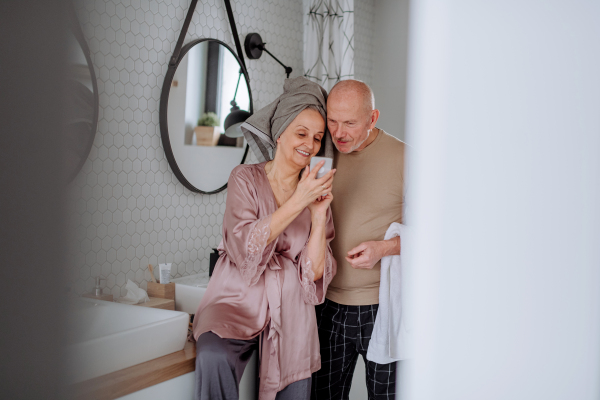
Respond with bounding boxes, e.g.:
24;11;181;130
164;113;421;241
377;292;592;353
369;109;380;130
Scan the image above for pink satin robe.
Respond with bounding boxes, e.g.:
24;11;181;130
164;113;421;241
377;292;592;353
192;162;336;400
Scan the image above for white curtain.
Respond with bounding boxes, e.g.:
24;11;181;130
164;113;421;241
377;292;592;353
303;0;354;91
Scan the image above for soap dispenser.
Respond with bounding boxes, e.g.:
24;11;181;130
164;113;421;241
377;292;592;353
93;277;104;296
82;277;114;302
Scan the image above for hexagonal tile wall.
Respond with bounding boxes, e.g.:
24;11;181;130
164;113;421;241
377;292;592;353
69;0;305;298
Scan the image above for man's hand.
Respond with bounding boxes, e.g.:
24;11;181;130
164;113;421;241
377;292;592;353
345;237;401;270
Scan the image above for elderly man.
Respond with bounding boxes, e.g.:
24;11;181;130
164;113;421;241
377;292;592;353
311;80;405;400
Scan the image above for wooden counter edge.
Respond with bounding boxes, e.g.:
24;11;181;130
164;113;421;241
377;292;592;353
69;340;196;400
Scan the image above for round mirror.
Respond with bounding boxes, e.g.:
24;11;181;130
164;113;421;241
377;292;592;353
65;24;99;182
160;39;252;194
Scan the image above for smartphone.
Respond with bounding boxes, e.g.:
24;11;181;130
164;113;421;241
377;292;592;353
309;156;333;179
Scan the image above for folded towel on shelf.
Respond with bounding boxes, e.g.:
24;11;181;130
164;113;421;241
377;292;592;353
367;222;413;364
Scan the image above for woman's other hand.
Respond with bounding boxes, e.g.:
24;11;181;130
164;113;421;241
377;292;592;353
292;160;336;210
307;191;333;217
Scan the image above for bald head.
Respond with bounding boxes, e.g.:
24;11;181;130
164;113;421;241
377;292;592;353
329;79;375;115
326;79;380;153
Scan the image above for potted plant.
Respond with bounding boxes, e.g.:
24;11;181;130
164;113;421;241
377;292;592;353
194;112;221;146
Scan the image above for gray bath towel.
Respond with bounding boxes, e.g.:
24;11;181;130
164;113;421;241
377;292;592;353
240;76;333;162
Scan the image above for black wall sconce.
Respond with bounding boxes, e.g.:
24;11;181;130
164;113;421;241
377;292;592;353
224;69;252;138
244;33;293;78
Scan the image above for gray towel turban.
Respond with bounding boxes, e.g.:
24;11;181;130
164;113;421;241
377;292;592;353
240;76;333;163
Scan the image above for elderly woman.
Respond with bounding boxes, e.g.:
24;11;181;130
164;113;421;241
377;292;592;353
192;77;337;400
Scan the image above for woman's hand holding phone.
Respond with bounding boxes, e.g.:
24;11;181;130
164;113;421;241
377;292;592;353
292;160;336;214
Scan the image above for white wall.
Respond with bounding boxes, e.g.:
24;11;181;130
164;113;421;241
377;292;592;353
354;0;375;87
372;0;410;140
183;43;207;145
403;1;600;399
168;50;188;149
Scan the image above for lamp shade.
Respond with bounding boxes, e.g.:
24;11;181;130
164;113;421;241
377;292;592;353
224;109;251;138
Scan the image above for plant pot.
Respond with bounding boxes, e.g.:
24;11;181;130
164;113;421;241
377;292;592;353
194;126;221;146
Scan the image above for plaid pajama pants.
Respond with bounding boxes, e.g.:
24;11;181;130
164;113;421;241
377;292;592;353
311;299;396;400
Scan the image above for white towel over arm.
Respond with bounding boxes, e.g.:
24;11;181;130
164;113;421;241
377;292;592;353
366;222;413;364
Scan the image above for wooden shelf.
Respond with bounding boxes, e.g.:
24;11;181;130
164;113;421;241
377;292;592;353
82;293;114;302
68;341;196;400
133;297;175;310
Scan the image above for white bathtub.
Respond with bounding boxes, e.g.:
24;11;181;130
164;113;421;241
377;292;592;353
65;297;189;384
172;272;257;400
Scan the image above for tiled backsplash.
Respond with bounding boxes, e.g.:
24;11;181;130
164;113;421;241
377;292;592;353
68;0;304;297
68;0;374;298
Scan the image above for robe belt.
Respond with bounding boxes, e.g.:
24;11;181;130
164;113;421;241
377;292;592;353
265;254;285;339
260;252;289;397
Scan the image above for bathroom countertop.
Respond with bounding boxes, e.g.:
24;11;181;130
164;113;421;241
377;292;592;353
69;341;196;400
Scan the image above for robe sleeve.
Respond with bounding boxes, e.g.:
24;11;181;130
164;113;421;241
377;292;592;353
222;167;277;287
297;207;336;305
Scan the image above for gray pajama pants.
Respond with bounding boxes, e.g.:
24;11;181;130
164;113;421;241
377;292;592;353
195;332;312;400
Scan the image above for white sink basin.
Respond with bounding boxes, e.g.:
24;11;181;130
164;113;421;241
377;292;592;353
172;273;210;314
66;297;189;384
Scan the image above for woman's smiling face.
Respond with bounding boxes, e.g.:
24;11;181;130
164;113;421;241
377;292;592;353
276;108;325;169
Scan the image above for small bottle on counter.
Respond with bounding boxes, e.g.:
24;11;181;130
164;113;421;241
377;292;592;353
159;263;172;284
82;277;114;302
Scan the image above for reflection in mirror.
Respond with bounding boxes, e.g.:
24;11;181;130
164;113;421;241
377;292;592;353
165;40;251;193
65;29;98;181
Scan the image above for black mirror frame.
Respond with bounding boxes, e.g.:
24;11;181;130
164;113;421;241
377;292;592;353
159;38;252;194
67;3;100;183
